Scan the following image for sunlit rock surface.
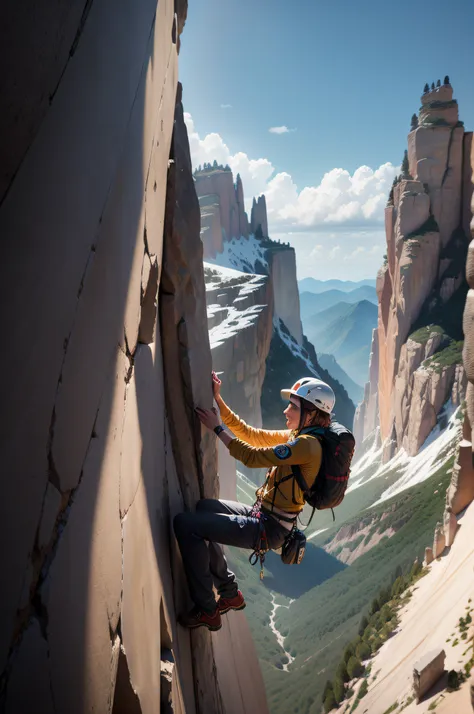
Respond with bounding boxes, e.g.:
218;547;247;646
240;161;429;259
0;4;268;712
357;83;471;462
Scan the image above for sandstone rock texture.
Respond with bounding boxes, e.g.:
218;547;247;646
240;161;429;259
444;508;457;547
195;169;249;249
413;648;446;703
267;244;304;345
354;328;379;446
200;195;223;258
0;5;268;713
447;122;474;540
357;85;471;461
445;436;474;515
199;166;303;347
424;547;434;566
251;195;269;237
433;521;446;558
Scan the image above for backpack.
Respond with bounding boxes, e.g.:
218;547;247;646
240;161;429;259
292;421;355;522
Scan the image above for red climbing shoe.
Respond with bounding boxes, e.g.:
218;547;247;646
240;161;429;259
178;606;222;631
217;590;246;615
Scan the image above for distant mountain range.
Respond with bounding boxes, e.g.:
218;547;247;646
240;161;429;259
317;353;364;406
299;286;377;321
303;300;378;386
298;277;376;294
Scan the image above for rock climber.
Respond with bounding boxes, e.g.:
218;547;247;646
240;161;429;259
173;371;336;631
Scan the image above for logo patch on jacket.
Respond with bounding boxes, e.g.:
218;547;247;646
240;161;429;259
273;444;292;459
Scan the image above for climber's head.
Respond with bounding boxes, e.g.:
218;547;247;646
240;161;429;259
282;377;335;432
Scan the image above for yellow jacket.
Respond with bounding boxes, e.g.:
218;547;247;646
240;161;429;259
220;401;322;514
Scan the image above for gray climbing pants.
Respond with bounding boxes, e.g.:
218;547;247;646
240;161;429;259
173;498;288;613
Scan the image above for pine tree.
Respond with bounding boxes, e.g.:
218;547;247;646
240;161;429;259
371;635;382;653
431;82;435;90
393;564;403;582
391;575;406;598
337;659;350;683
333;677;346;704
358;615;369;636
423;83;429;93
436;79;441;87
369;597;380;616
322;680;334;703
444;75;450;85
347;656;364;679
410;113;418;131
356;641;372;661
343;643;355;664
212;159;218;169
401;150;410;178
409;558;422;580
323;691;336;713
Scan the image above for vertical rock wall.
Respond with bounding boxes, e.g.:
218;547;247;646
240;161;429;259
251;195;269;237
195;169;249;247
200;196;223;258
268;246;304;346
358;84;470;460
353;328;379;445
0;4;268;713
459;132;474;514
422;136;474;567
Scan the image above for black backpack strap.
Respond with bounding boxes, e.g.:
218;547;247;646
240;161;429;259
290;464;309;493
290;465;316;530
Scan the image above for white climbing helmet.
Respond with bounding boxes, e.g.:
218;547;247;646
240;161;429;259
281;377;336;415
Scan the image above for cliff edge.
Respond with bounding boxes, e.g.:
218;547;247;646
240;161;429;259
356;82;470;462
0;4;268;713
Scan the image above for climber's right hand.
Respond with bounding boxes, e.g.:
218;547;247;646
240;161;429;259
212;371;222;400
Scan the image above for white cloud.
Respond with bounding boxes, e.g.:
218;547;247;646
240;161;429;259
220;104;232;109
184;112;398;233
269;125;294;134
184;113;398;279
309;244;324;259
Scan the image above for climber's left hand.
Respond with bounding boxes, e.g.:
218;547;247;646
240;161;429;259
195;406;221;431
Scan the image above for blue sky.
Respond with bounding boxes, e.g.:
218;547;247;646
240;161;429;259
180;0;474;280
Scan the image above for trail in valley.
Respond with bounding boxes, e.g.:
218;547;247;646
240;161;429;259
269;593;295;672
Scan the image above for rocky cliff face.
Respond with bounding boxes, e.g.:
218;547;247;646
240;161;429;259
267;244;304;346
250;195;269;237
0;5;267;713
195;168;249;255
204;264;274;496
353;328;379;447
198;169;303;346
452;118;474;526
356;82;470;461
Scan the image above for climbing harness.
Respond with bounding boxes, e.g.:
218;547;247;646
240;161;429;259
248;499;269;579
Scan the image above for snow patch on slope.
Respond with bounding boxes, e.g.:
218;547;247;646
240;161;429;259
274;318;321;379
204;262;268;350
206;233;268;274
348;401;461;506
